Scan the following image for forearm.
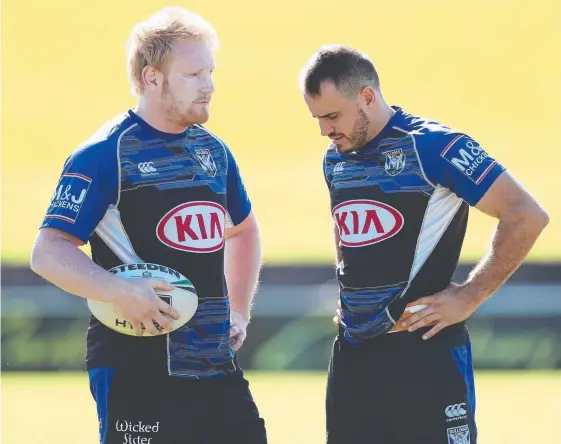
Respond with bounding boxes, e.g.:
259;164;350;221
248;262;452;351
464;211;548;305
30;233;126;302
334;225;343;268
224;226;262;321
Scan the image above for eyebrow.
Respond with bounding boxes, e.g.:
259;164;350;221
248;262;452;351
188;65;215;74
314;111;338;119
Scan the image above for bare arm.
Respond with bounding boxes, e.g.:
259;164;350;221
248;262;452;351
224;211;262;321
333;224;343;325
404;172;549;338
30;227;178;335
30;228;128;302
465;171;549;304
334;223;343;268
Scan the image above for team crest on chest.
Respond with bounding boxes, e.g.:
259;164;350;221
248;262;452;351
195;149;217;177
383;148;406;176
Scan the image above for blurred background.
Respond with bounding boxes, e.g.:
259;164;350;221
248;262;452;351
2;0;560;443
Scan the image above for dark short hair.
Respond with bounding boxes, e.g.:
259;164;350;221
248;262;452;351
300;44;380;98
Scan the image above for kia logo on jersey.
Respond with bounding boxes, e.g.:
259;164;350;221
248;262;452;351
157;201;226;253
332;200;404;247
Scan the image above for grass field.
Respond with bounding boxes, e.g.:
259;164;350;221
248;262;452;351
3;0;561;264
2;371;560;444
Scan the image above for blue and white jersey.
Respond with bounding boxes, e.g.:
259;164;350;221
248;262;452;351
41;110;252;378
324;106;505;345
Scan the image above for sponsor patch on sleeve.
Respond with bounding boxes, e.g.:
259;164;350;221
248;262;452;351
441;135;498;185
45;173;92;224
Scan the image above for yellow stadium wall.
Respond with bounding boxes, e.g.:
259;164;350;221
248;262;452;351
3;0;560;263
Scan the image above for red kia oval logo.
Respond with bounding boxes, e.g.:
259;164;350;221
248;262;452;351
157;201;226;253
332;200;404;247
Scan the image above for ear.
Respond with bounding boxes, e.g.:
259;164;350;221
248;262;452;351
141;65;162;91
361;87;376;106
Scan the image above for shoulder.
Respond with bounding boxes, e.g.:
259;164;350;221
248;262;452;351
397;111;458;144
395;110;473;161
68;112;137;165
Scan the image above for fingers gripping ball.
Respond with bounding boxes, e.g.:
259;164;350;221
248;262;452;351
87;263;198;336
389;303;430;333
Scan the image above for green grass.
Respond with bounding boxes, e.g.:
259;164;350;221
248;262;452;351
2;371;560;444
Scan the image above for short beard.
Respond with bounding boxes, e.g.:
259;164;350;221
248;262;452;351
161;76;193;128
348;108;370;150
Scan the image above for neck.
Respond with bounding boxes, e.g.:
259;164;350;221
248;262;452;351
135;96;188;134
366;100;395;142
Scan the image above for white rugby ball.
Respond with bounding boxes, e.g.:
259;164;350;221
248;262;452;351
87;263;198;336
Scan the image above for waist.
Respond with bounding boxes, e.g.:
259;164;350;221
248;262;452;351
338;321;468;353
86;318;236;378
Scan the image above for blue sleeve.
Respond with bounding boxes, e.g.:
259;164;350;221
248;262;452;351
420;133;506;206
226;148;252;226
40;145;118;243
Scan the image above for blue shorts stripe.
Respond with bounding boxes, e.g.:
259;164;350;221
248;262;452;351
88;367;115;444
451;338;477;440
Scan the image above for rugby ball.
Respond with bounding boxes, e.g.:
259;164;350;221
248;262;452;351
389;303;429;333
87;263;198;336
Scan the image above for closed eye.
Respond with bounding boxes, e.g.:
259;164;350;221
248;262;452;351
316;113;338;121
187;69;214;78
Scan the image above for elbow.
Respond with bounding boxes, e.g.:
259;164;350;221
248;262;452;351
533;205;550;231
29;244;48;277
523;205;549;236
504;201;549;237
539;210;550;230
29;248;41;275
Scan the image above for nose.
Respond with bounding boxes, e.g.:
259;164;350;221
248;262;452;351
201;75;215;95
319;120;333;137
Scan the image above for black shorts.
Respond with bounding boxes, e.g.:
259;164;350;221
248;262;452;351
326;329;477;444
89;368;267;444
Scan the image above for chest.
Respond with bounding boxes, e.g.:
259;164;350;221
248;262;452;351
325;143;434;248
326;145;430;199
119;138;227;194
